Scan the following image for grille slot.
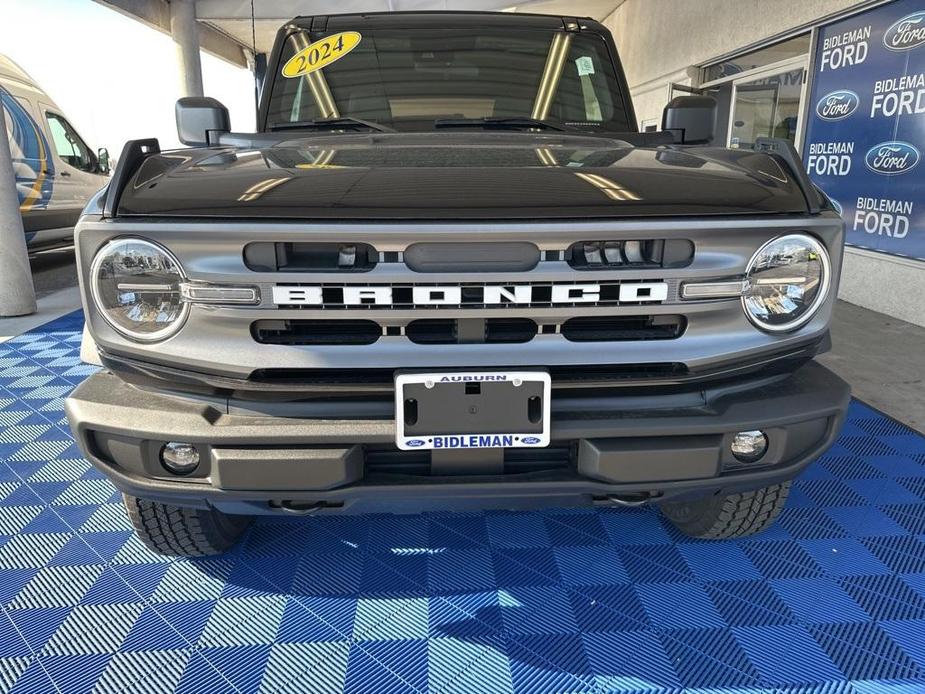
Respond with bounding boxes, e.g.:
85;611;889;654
365;445;573;476
406;319;537;344
406;319;456;344
244;242;377;272
566;239;693;269
248;363;689;388
487;318;537;343
561;315;686;342
252;320;381;345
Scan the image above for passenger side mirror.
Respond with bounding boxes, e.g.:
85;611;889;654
662;95;717;145
97;147;110;175
176;96;230;147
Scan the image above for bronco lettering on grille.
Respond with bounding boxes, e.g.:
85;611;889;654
271;282;669;308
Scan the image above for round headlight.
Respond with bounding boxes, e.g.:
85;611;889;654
742;234;831;333
90;238;188;342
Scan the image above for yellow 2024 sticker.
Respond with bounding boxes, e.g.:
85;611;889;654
282;32;361;78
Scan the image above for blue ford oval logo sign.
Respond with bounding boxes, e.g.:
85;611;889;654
884;11;925;51
829;197;843;216
815;90;859;120
405;439;425;448
865;141;920;175
521;436;541;445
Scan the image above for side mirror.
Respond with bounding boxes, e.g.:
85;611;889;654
662;95;717;145
97;147;110;175
176;96;230;147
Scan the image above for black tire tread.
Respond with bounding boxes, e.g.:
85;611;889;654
122;493;250;556
661;481;792;539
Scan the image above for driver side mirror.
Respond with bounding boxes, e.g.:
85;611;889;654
176;96;230;147
97;147;110;175
662;95;717;145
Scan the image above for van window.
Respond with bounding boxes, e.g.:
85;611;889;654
2;90;41;177
46;112;94;172
1;91;21;153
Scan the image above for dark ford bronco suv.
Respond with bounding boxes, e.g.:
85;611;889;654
66;12;850;556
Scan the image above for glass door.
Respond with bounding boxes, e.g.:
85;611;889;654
729;64;806;148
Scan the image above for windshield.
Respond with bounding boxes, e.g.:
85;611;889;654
265;27;632;133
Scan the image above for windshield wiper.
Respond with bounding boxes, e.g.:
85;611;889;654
270;117;395;133
434;117;567;132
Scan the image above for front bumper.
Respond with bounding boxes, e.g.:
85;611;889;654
65;361;850;516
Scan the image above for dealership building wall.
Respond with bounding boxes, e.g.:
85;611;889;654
603;0;925;327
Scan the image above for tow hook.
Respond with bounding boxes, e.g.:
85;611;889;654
594;492;659;508
273;500;326;516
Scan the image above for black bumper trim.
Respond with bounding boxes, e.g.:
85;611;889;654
65;361;850;514
96;335;828;400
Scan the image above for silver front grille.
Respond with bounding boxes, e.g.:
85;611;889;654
75;215;844;377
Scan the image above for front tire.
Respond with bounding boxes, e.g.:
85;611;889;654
122;493;251;556
660;481;792;539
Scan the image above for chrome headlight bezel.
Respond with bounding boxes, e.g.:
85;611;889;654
89;237;190;343
741;233;832;333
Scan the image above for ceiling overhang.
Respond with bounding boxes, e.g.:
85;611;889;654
94;0;620;66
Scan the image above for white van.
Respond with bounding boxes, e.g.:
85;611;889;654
1;54;110;251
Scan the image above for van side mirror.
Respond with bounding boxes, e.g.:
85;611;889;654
662;95;717;145
97;147;110;174
176;96;230;147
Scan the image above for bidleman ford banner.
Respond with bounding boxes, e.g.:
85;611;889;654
803;0;925;261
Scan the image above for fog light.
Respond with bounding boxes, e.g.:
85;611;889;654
160;442;200;475
731;430;768;463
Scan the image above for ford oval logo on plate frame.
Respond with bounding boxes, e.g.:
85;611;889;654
884;11;925;52
865;141;921;175
815;90;859;121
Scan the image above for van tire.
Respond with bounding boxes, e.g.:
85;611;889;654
660;481;792;539
123;493;251;556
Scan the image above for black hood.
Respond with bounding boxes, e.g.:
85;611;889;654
116;132;811;220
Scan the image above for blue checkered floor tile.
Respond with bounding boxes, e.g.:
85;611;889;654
1;310;924;693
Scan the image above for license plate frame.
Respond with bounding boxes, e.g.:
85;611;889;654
394;371;551;451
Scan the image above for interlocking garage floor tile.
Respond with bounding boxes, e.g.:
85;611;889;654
1;311;924;693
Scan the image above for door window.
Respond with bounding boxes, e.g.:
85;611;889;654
729;68;804;148
46;112;94;172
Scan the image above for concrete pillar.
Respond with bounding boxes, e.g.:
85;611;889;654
0;102;36;317
170;0;204;98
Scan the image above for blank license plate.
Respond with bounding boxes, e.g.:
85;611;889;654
395;371;550;451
